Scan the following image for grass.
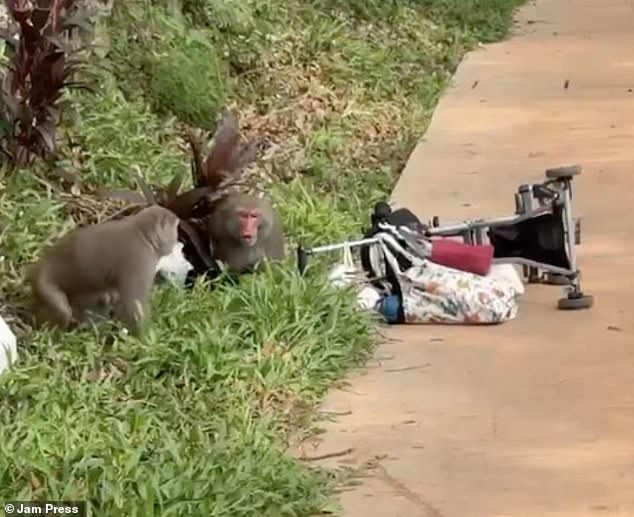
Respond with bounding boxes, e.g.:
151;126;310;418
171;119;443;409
0;0;525;514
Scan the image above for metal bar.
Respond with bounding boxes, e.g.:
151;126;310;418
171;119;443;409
518;184;541;282
519;184;534;214
560;180;580;290
492;257;574;276
474;227;487;245
426;205;554;237
303;237;381;255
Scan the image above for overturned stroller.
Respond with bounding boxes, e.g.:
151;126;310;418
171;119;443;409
297;164;593;324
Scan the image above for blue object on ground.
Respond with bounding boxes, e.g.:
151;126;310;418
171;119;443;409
379;295;401;323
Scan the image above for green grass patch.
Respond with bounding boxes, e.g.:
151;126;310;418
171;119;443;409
0;0;525;514
72;83;185;185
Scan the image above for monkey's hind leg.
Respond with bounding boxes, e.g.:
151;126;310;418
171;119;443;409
32;277;73;331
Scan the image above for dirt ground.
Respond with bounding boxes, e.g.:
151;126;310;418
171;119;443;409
305;1;634;516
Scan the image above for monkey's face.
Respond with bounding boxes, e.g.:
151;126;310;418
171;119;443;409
237;208;262;246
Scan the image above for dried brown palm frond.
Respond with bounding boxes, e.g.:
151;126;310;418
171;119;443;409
166;111;262;219
190;110;260;189
59;188;145;227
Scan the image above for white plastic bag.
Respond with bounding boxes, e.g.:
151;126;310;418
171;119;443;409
156;242;193;285
0;315;18;375
327;244;382;311
328;244;359;289
487;264;525;295
357;286;382;311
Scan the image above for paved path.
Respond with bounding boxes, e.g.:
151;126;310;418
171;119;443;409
308;1;634;516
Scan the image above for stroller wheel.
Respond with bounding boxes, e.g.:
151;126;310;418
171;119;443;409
546;273;570;286
558;293;594;310
545;164;582;179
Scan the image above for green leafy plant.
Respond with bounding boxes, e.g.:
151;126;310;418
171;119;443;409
145;34;227;129
0;0;94;168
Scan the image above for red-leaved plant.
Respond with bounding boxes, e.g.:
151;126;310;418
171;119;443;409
0;0;94;168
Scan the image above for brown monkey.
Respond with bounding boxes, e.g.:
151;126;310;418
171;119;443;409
207;193;285;273
28;205;179;336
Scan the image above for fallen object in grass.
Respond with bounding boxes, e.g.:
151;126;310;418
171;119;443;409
156;242;194;285
327;243;359;289
0;315;18;375
357;285;382;311
327;244;382;310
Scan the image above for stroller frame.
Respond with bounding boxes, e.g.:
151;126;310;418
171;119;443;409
425;164;592;310
297;165;593;311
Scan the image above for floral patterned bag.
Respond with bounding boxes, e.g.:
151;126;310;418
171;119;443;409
377;234;521;324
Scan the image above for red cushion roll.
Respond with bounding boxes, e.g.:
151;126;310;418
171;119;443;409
430;239;494;276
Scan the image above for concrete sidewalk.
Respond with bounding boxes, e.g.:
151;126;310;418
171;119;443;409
309;1;634;516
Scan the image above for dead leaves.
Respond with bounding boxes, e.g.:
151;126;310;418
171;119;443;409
233;63;416;184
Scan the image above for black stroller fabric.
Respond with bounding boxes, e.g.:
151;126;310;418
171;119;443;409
359;203;425;278
180;226;221;288
487;206;571;269
359;203;428;323
360;203;427;274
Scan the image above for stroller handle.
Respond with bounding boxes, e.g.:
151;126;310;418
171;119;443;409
297;246;309;275
296;237;383;275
